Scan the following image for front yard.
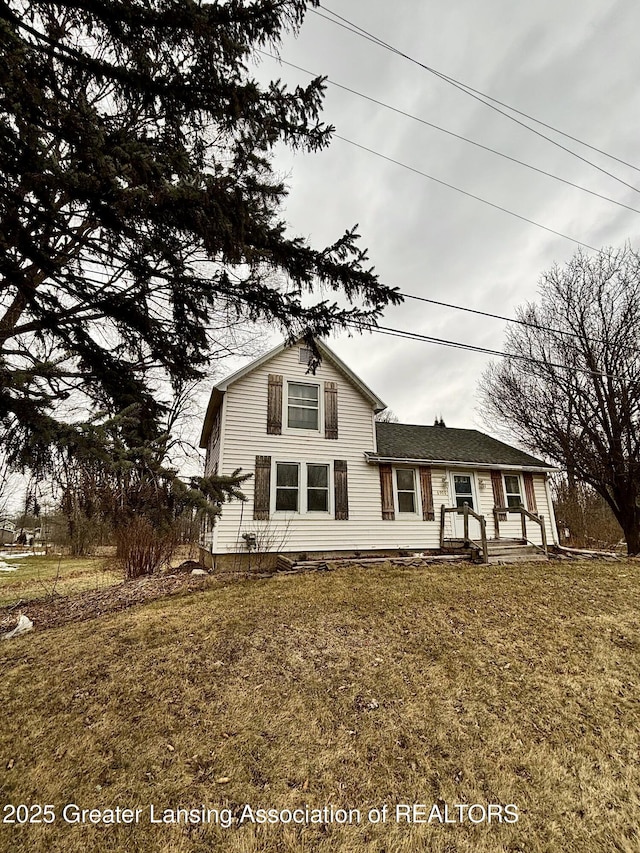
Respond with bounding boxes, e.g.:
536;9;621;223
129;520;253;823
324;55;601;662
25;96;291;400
1;559;638;852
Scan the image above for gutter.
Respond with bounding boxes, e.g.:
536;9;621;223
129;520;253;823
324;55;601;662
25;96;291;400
364;453;558;473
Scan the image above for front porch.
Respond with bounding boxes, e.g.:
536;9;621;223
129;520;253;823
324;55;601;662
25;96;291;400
440;502;550;563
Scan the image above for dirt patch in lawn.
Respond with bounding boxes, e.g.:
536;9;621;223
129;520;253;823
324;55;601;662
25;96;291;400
0;570;220;633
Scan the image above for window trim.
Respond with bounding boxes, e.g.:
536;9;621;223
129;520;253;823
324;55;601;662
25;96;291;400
272;460;332;515
274;461;300;513
503;473;524;509
284;378;322;434
306;462;330;514
393;466;420;516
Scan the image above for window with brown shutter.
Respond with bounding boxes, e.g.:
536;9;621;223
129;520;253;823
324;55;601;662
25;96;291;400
523;472;537;512
379;463;395;520
419;466;435;521
324;381;338;439
267;375;282;435
490;470;507;520
334;460;349;520
254;455;271;519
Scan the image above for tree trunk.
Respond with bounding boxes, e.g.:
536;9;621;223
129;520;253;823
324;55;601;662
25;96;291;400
616;505;640;555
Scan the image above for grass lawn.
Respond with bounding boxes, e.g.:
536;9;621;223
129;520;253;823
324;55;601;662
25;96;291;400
0;554;120;607
1;559;639;852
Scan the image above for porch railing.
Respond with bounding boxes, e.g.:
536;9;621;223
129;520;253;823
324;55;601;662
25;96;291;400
440;502;488;564
493;505;548;556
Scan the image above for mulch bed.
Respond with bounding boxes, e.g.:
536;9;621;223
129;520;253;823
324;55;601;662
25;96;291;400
0;572;217;634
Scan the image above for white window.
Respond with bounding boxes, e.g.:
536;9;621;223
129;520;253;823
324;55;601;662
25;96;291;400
275;463;299;512
274;462;330;514
307;464;329;512
504;474;523;508
287;382;319;430
395;468;417;513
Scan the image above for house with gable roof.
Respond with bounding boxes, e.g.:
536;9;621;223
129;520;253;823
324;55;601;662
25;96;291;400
199;339;559;565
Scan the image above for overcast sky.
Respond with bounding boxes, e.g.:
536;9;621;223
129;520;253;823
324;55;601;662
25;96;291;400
221;0;640;433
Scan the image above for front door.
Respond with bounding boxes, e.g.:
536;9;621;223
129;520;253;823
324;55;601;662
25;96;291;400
450;473;481;540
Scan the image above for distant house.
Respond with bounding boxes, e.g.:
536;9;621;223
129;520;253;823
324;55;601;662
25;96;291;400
0;521;15;546
199;339;558;565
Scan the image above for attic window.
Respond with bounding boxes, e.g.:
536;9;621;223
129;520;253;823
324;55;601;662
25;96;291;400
299;347;313;365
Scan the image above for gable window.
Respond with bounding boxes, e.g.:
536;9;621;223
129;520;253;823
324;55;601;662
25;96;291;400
307;464;329;512
287;382;319;430
275;463;299;511
504;474;523;508
396;468;417;513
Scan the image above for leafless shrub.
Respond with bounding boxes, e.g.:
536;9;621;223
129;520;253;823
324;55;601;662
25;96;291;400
115;517;175;580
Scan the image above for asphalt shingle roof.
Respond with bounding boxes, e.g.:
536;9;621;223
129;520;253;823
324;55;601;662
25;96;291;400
374;422;552;469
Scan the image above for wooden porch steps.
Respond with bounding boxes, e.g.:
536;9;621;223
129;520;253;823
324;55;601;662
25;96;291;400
442;538;549;563
487;540;548;564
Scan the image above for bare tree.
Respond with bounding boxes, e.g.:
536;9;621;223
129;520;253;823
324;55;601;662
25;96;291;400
375;408;399;423
480;245;640;554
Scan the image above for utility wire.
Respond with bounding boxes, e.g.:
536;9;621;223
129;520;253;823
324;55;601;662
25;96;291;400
71;271;622;364
313;5;640;195
8;270;627;378
317;4;640;174
259;50;640;217
334;134;598;252
357;322;620;379
397;292;594;342
52;265;616;349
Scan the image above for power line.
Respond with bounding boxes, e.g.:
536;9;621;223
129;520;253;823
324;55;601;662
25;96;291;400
16;267;622;351
397;292;608;344
358;322;620;379
313;5;640;195
7;270;627;378
258;50;640;217
334;134;598;251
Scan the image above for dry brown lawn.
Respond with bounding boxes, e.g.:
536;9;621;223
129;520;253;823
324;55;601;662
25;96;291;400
0;554;119;607
1;559;639;853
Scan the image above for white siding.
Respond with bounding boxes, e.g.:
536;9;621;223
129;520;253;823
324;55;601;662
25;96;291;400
213;346;444;553
534;474;557;545
204;408;222;477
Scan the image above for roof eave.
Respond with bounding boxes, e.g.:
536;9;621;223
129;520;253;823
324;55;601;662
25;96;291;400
199;387;224;448
364;453;557;473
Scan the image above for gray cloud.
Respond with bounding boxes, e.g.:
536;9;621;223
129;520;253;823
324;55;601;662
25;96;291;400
243;0;640;435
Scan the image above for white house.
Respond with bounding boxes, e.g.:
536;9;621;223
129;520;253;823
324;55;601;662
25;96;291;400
199;339;558;566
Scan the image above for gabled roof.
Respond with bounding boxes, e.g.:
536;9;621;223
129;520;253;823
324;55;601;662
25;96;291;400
369;422;555;471
199;338;386;448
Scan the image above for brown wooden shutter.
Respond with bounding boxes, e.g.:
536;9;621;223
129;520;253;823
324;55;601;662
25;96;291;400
267;374;282;435
254;455;271;520
419;466;435;521
324;381;338;439
523;472;537;512
334;460;349;520
490;470;507;521
379;463;395;520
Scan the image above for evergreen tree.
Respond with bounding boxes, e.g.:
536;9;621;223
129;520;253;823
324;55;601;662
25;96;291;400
0;0;401;470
